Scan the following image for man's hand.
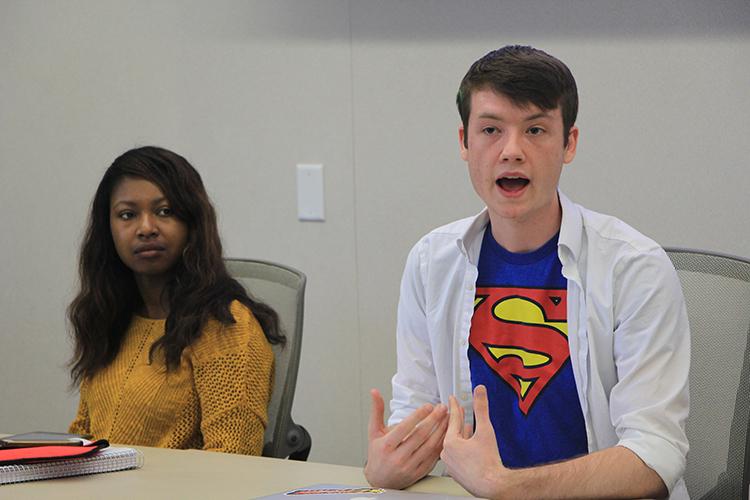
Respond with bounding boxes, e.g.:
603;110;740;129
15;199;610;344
441;385;506;498
442;385;669;499
364;389;449;489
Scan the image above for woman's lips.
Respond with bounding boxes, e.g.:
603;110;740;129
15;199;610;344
134;244;166;258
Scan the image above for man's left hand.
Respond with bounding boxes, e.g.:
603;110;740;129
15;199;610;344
441;385;507;498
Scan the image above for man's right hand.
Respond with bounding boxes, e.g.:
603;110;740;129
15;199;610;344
364;388;449;489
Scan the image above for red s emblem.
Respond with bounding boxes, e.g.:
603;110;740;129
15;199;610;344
470;287;568;415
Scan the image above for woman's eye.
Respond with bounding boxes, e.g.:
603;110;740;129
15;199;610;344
157;207;173;217
118;211;134;221
528;126;544;136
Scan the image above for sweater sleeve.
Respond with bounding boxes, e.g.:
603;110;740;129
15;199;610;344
190;301;274;455
68;381;91;436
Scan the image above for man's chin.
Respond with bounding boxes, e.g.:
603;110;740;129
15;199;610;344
487;204;530;224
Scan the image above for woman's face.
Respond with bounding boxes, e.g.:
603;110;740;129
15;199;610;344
109;177;188;282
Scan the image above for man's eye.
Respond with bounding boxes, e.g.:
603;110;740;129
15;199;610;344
482;126;499;135
157;207;173;217
528;126;544;136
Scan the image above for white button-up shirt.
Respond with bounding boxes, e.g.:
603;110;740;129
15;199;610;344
389;192;690;498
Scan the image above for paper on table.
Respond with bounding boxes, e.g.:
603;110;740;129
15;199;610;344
255;483;466;499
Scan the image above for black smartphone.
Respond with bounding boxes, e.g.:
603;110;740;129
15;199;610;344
0;432;92;448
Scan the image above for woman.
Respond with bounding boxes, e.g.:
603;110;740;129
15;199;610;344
68;146;283;455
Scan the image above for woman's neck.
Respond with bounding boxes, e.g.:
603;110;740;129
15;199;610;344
135;275;170;319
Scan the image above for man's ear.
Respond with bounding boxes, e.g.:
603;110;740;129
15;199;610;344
563;125;579;164
459;125;468;161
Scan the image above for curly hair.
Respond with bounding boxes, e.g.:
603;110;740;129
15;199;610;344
68;146;284;384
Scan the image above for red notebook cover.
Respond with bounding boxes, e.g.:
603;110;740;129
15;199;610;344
0;439;109;465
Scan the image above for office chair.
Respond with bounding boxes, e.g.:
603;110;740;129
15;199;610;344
225;258;311;460
665;247;750;500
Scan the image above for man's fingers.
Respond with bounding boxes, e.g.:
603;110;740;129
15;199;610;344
412;412;449;474
368;389;386;440
426;408;449;452
473;385;492;429
447;395;464;436
382;402;435;446
393;403;448;457
414;452;442;482
459;402;466;436
415;406;448;457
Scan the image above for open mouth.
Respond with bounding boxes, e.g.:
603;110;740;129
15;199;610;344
496;176;530;193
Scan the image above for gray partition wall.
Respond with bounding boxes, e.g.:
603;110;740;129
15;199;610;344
1;0;748;466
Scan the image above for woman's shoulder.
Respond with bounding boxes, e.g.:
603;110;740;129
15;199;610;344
189;300;271;361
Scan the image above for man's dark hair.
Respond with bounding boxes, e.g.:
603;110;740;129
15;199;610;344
456;45;578;147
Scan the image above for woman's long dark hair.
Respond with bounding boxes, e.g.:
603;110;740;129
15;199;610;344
69;146;284;385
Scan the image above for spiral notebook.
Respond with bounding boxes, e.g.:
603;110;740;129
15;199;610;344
0;446;143;485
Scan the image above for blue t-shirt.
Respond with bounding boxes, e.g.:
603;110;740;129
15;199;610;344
469;226;588;468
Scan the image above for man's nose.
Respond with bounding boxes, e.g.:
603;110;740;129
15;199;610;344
500;132;524;163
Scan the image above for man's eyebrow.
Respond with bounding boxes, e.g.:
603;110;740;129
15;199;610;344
524;111;552;121
477;112;504;121
475;111;552;121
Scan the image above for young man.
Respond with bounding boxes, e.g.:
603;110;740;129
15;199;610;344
365;46;690;499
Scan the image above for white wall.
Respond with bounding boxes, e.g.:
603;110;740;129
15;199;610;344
1;0;748;467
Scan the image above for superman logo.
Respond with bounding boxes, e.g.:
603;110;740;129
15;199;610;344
470;287;568;415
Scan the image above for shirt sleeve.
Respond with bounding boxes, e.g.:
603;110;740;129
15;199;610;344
191;302;274;455
68;381;91;436
389;238;441;426
610;247;690;493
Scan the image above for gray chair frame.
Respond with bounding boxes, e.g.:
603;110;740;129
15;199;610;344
225;258;311;460
665;247;750;499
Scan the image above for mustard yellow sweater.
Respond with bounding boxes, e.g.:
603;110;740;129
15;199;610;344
69;301;273;455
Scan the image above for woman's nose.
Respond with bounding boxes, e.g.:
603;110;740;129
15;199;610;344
137;214;158;237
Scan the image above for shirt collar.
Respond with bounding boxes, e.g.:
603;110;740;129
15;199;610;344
456;208;489;264
558;191;583;263
454;190;583;265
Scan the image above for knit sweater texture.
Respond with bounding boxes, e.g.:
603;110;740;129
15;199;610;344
69;300;273;455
